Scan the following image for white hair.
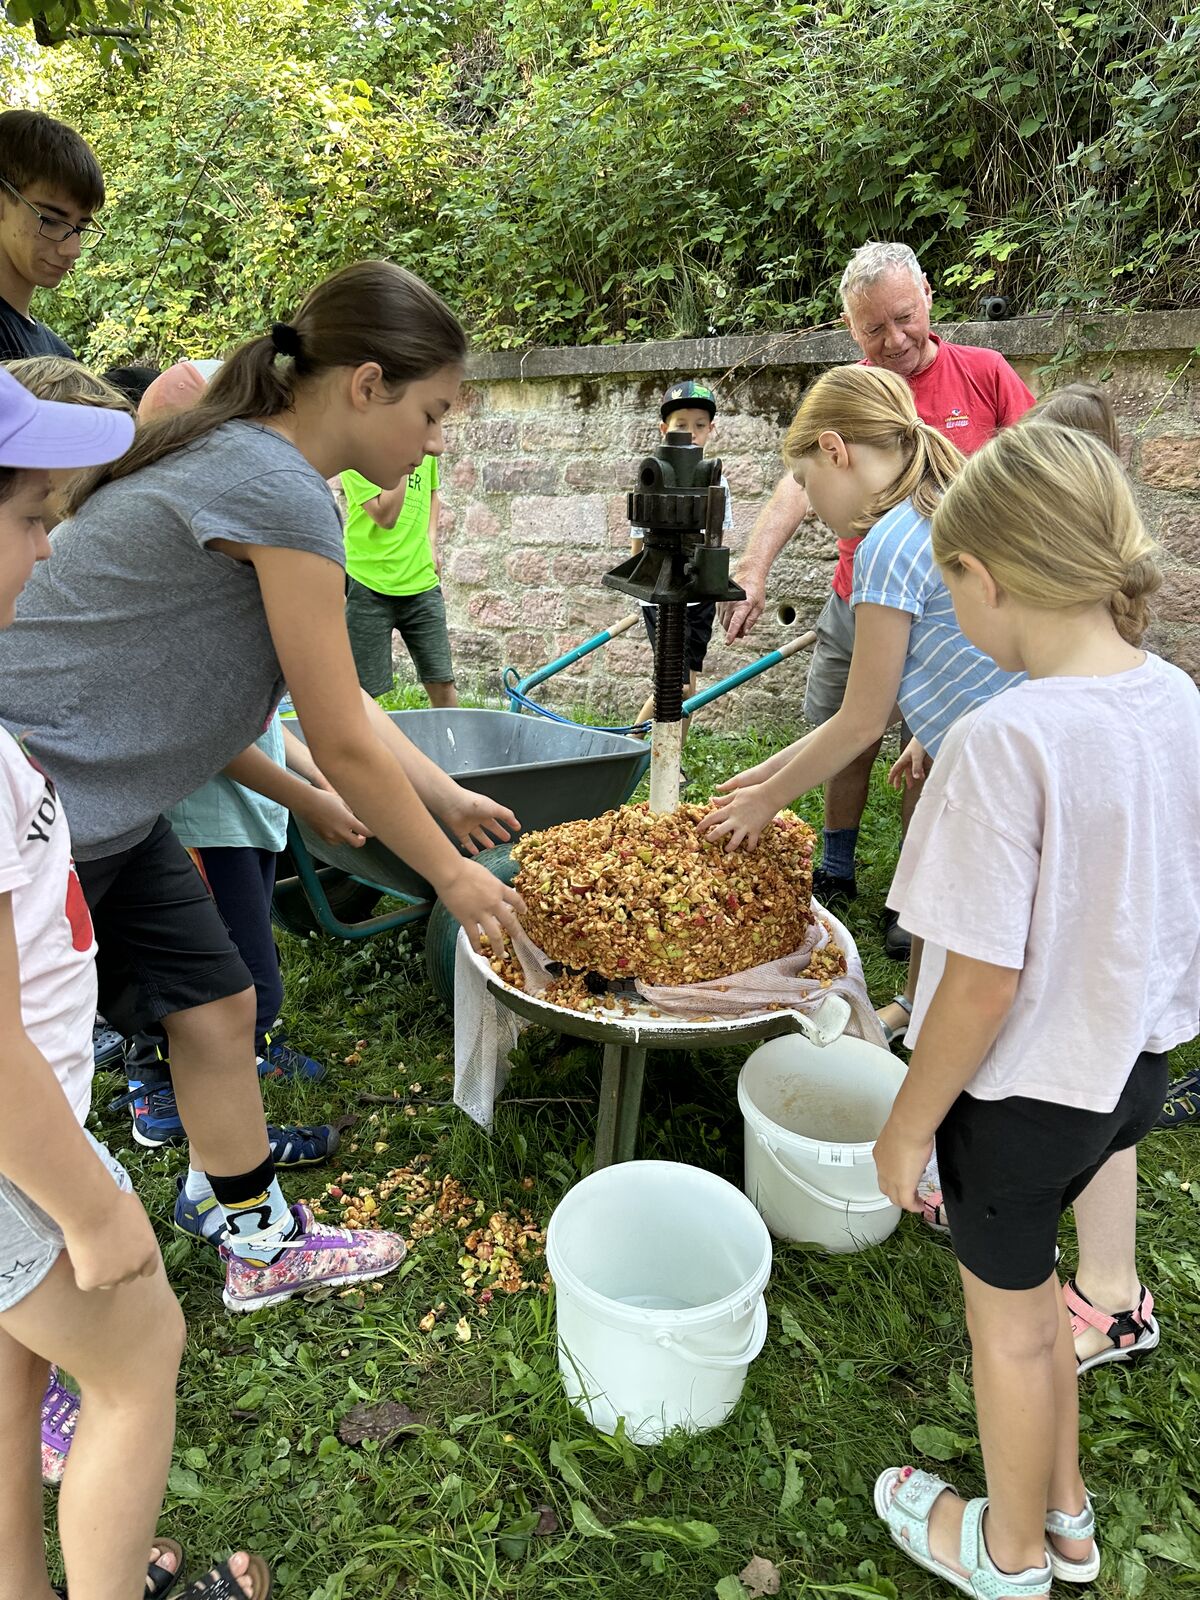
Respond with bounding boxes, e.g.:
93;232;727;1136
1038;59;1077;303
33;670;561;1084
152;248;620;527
839;241;925;309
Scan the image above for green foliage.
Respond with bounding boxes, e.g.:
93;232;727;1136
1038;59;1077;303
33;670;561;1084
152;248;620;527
4;0;192;67
39;0;1200;361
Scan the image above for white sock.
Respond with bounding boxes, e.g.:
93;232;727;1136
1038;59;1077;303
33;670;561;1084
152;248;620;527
184;1167;214;1203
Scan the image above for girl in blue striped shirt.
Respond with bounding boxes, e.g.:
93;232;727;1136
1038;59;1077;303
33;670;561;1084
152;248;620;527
701;365;1022;1036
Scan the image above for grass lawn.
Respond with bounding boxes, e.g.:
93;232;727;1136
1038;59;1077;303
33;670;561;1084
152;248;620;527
84;713;1200;1600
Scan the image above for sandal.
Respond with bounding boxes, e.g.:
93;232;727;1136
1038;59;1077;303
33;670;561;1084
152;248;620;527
878;992;912;1049
920;1187;951;1233
1045;1493;1100;1583
174;1554;273;1600
874;1466;1051;1596
1063;1278;1159;1375
54;1538;185;1600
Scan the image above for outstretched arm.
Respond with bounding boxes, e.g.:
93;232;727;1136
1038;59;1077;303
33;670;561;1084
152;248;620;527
245;544;523;950
719;473;811;642
700;603;911;850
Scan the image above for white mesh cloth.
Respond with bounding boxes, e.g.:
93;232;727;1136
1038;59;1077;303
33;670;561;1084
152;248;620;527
453;903;888;1130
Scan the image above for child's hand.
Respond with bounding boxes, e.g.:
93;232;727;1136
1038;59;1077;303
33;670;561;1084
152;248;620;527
697;784;779;853
872;1112;933;1215
888;737;928;791
438;858;526;953
714;749;787;794
439;787;520;855
63;1190;162;1291
294;787;371;848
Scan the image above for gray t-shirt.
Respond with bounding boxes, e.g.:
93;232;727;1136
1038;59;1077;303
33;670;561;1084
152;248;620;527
0;421;343;859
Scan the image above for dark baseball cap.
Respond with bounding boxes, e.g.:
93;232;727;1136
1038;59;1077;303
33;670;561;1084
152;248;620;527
660;379;717;421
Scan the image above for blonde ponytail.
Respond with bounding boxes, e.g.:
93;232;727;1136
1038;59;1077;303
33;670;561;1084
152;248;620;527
932;423;1160;643
783;365;962;533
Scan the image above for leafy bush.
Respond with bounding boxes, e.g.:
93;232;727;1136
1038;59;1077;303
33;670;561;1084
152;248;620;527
37;0;1200;360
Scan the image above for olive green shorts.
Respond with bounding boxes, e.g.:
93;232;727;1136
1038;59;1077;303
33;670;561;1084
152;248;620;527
345;581;455;697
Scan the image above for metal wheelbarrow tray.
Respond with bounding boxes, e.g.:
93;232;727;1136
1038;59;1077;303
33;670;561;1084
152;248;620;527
276;709;651;938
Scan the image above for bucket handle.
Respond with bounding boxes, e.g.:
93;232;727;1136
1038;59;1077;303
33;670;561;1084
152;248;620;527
654;1295;768;1370
755;1118;878;1169
792;993;852;1048
754;1134;896;1214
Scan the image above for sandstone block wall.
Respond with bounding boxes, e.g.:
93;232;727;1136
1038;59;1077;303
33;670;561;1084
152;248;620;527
423;310;1200;729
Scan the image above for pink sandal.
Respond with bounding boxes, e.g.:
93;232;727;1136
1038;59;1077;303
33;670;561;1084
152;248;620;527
919;1187;950;1234
1064;1277;1159;1375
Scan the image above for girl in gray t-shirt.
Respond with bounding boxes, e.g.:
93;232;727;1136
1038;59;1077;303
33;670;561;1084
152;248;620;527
0;260;526;1318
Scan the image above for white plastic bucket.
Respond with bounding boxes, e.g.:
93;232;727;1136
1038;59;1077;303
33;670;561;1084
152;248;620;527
545;1160;772;1443
739;1033;907;1254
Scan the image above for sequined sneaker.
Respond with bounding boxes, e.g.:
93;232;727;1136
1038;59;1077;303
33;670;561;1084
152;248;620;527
41;1369;79;1486
220;1203;407;1312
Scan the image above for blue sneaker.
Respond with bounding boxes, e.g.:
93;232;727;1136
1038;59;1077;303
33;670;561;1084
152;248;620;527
257;1032;326;1081
92;1020;126;1071
268;1122;341;1167
109;1077;185;1149
175;1124;342;1248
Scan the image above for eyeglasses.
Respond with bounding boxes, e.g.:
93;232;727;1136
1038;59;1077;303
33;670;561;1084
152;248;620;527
0;177;105;247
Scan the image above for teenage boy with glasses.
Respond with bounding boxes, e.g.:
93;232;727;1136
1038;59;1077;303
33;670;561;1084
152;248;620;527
0;111;105;362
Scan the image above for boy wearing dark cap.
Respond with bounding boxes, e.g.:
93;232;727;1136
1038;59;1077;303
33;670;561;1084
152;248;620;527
0;110;105;361
633;379;734;732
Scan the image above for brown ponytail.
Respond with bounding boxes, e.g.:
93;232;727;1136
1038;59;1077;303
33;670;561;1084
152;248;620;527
63;260;467;516
1026;382;1120;457
933;422;1161;643
782;365;962;533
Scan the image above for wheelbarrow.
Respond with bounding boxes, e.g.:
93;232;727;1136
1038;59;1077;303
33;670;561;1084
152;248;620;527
271;708;650;997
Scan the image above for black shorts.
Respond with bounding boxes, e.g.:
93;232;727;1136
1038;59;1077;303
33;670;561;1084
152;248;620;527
77;816;253;1038
936;1050;1169;1291
642;601;716;678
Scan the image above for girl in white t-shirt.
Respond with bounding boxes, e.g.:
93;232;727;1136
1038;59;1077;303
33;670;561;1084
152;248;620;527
870;423;1199;1598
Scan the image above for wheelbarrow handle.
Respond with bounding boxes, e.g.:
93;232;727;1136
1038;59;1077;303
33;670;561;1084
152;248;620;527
682;629;817;718
508;612;643;695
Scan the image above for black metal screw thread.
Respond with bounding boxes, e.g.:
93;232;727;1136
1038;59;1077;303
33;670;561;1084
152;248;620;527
654;600;687;723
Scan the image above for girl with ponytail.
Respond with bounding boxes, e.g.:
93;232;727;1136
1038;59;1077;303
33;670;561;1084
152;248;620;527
701;365;1021;1034
0;260;526;1317
870;422;1199;1599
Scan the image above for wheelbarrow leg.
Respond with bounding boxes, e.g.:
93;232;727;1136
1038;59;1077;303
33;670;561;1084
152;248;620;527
595;1042;647;1169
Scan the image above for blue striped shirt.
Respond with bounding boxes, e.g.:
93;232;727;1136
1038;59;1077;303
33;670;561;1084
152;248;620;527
851;499;1022;756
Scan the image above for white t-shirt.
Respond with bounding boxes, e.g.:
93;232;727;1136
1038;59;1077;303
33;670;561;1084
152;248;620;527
889;655;1200;1113
0;728;97;1123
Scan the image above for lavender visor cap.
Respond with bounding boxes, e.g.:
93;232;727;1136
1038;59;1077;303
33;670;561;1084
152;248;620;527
0;365;135;470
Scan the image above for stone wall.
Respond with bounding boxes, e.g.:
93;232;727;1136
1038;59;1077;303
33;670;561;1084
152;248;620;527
426;310;1200;729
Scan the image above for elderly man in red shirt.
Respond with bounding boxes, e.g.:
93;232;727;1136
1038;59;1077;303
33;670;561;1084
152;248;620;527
721;241;1033;953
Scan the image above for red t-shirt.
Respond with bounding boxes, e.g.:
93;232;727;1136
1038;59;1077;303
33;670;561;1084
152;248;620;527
831;336;1035;600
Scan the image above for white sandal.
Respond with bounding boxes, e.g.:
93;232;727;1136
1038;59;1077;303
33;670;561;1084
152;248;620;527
878;992;912;1048
1045;1492;1101;1583
874;1466;1052;1597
